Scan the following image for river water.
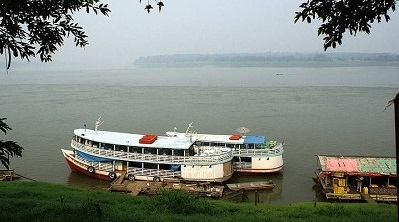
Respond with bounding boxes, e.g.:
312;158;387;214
1;65;398;204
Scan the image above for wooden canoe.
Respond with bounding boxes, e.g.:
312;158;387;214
226;181;276;191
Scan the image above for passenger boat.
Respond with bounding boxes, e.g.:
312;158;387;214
62;118;234;182
226;181;276;191
166;123;284;173
313;154;397;202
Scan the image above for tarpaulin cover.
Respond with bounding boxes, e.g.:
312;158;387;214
171;164;180;172
243;135;265;144
77;150;111;162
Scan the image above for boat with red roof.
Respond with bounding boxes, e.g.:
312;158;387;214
62;117;234;182
166;123;284;174
313;154;397;202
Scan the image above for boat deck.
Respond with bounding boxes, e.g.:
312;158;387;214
0;170;20;181
109;178;224;198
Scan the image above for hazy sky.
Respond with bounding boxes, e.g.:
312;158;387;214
16;0;399;70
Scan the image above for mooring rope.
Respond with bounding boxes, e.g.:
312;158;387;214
13;172;36;181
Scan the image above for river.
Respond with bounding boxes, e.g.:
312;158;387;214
1;65;398;204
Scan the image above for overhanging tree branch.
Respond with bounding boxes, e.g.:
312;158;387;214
0;118;23;169
0;0;110;69
294;0;396;50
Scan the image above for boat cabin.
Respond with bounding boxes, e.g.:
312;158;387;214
166;130;284;173
314;155;397;202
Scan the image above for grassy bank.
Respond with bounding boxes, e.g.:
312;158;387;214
0;181;396;222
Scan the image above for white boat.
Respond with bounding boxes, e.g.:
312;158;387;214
166;123;284;173
62;119;234;182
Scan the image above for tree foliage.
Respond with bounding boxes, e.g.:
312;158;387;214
0;0;110;69
140;0;165;13
0;118;23;169
295;0;396;50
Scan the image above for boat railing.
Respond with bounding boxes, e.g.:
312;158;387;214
127;167;181;178
232;143;284;157
369;187;397;195
71;140;233;165
69;151;114;172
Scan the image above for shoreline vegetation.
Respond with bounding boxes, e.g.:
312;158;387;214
134;52;399;68
0;181;396;222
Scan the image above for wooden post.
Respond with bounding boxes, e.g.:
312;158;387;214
255;190;258;206
393;93;399;218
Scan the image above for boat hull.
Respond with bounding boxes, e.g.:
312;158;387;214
235;164;283;174
226;181;276;191
62;149;113;181
62;149;233;183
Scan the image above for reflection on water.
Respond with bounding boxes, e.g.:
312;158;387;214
67;172;110;191
226;172;283;204
312;184;328;202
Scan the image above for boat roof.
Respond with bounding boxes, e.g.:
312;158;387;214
244;135;265;144
317;155;396;175
166;132;266;144
75;129;195;149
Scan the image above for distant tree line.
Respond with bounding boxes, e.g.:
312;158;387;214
134;53;399;67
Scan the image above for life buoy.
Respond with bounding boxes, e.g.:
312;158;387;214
127;174;135;181
153;176;161;182
87;166;95;173
108;172;117;181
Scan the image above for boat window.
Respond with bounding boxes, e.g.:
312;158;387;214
92;142;99;148
129;146;140;153
159;164;171;171
117;145;128;152
240;157;251;162
160;149;172;155
128;161;141;168
188;146;195;156
145;147;157;155
143;162;157;169
174;149;184;156
103;143;113;150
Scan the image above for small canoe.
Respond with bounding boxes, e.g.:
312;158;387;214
226;181;276;191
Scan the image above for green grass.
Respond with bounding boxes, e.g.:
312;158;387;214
0;181;396;222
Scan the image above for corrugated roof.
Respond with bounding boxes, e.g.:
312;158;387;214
317;155;396;175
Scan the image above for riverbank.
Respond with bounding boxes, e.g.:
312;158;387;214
0;181;396;222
